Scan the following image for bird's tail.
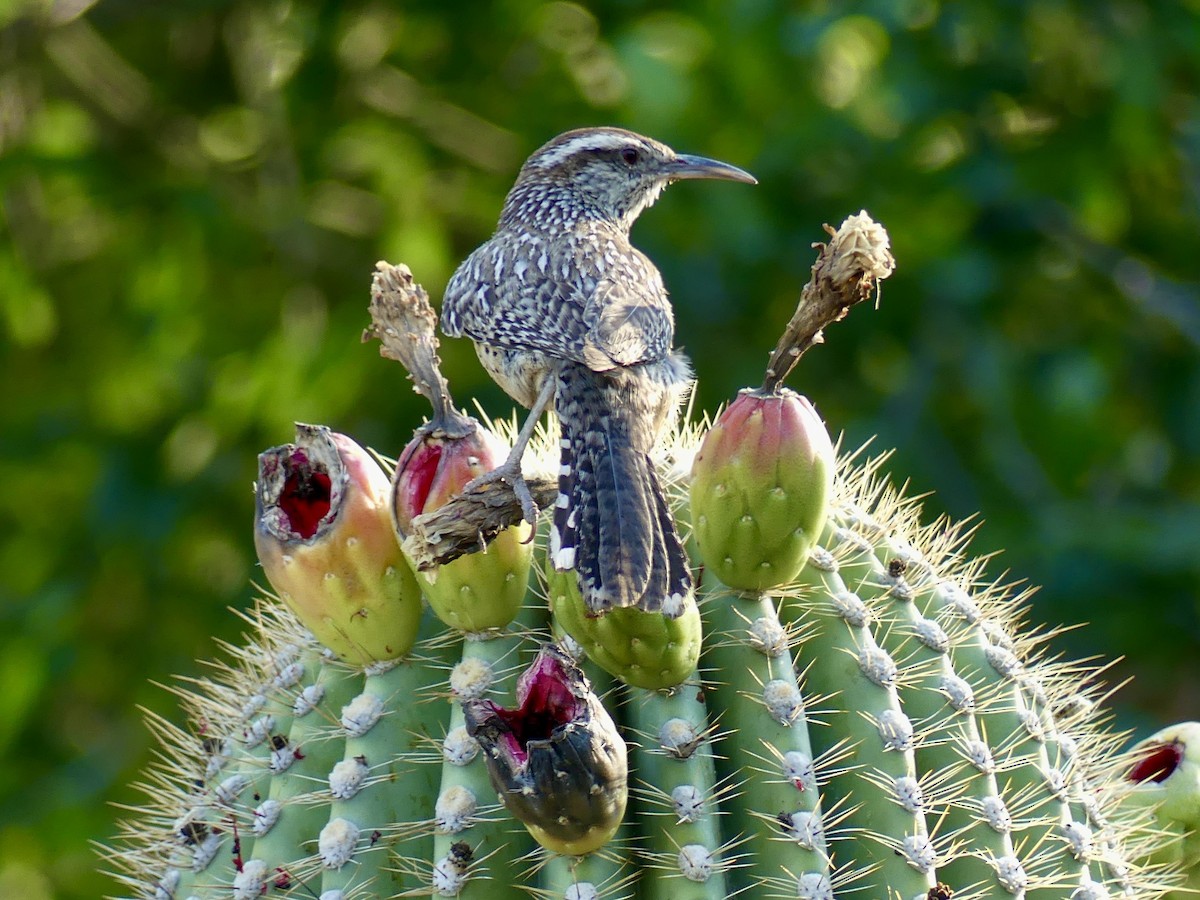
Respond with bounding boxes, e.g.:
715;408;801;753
550;362;693;616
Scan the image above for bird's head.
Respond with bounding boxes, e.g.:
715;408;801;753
504;127;756;230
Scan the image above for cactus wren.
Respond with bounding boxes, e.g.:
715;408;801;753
441;127;755;615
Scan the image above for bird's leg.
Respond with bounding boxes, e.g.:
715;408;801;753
463;375;556;525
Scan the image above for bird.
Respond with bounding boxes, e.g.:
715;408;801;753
440;126;756;616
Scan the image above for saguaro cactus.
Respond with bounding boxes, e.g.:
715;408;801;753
103;216;1198;900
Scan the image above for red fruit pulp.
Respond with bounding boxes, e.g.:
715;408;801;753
394;441;445;529
1128;741;1183;785
489;653;580;765
279;451;333;539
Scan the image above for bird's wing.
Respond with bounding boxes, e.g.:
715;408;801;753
442;233;589;355
441;231;673;371
580;274;674;369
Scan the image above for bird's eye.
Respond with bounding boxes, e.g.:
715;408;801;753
620;147;639;165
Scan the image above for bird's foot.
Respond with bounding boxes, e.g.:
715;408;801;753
463;461;540;526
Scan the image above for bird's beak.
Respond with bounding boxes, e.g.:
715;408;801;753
666;154;757;185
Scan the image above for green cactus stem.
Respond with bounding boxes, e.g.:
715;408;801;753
532;828;636;900
199;612;320;898
624;681;730;900
829;527;1012;892
314;634;456;897
815;460;1154;898
789;539;938;897
698;576;832;897
419;618;544;900
232;645;357;894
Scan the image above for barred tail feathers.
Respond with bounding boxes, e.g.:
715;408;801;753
649;466;691;618
550;363;692;615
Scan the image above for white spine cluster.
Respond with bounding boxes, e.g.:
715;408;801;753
763;678;805;725
659;717;701;759
677;844;715;882
252;799;281;836
318;817;360;869
292;683;324;716
329;756;369;799
435;784;478;834
449;657;495;699
340;693;384;737
442;726;480;766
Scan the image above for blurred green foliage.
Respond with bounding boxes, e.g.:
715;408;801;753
1;0;1198;896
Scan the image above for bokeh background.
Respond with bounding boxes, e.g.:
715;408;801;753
2;0;1199;896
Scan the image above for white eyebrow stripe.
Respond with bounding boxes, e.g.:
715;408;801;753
530;133;636;168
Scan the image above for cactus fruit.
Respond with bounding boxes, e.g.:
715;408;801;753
689;387;835;592
367;260;535;636
105;224;1199;899
464;644;628;856
254;423;423;664
1122;723;1200;895
546;567;702;690
392;420;534;633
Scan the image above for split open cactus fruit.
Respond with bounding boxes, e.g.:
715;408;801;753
392;417;533;634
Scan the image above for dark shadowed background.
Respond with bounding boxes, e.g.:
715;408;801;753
1;1;1198;895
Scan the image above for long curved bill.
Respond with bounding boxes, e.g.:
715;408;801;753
667;153;757;184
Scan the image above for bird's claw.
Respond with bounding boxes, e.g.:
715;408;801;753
512;480;540;531
463;462;540;526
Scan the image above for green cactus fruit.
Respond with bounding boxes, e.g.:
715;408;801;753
546;566;701;690
689;387;835;592
463;644;628;856
1122;722;1200;897
254;423;423;664
392;419;533;633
